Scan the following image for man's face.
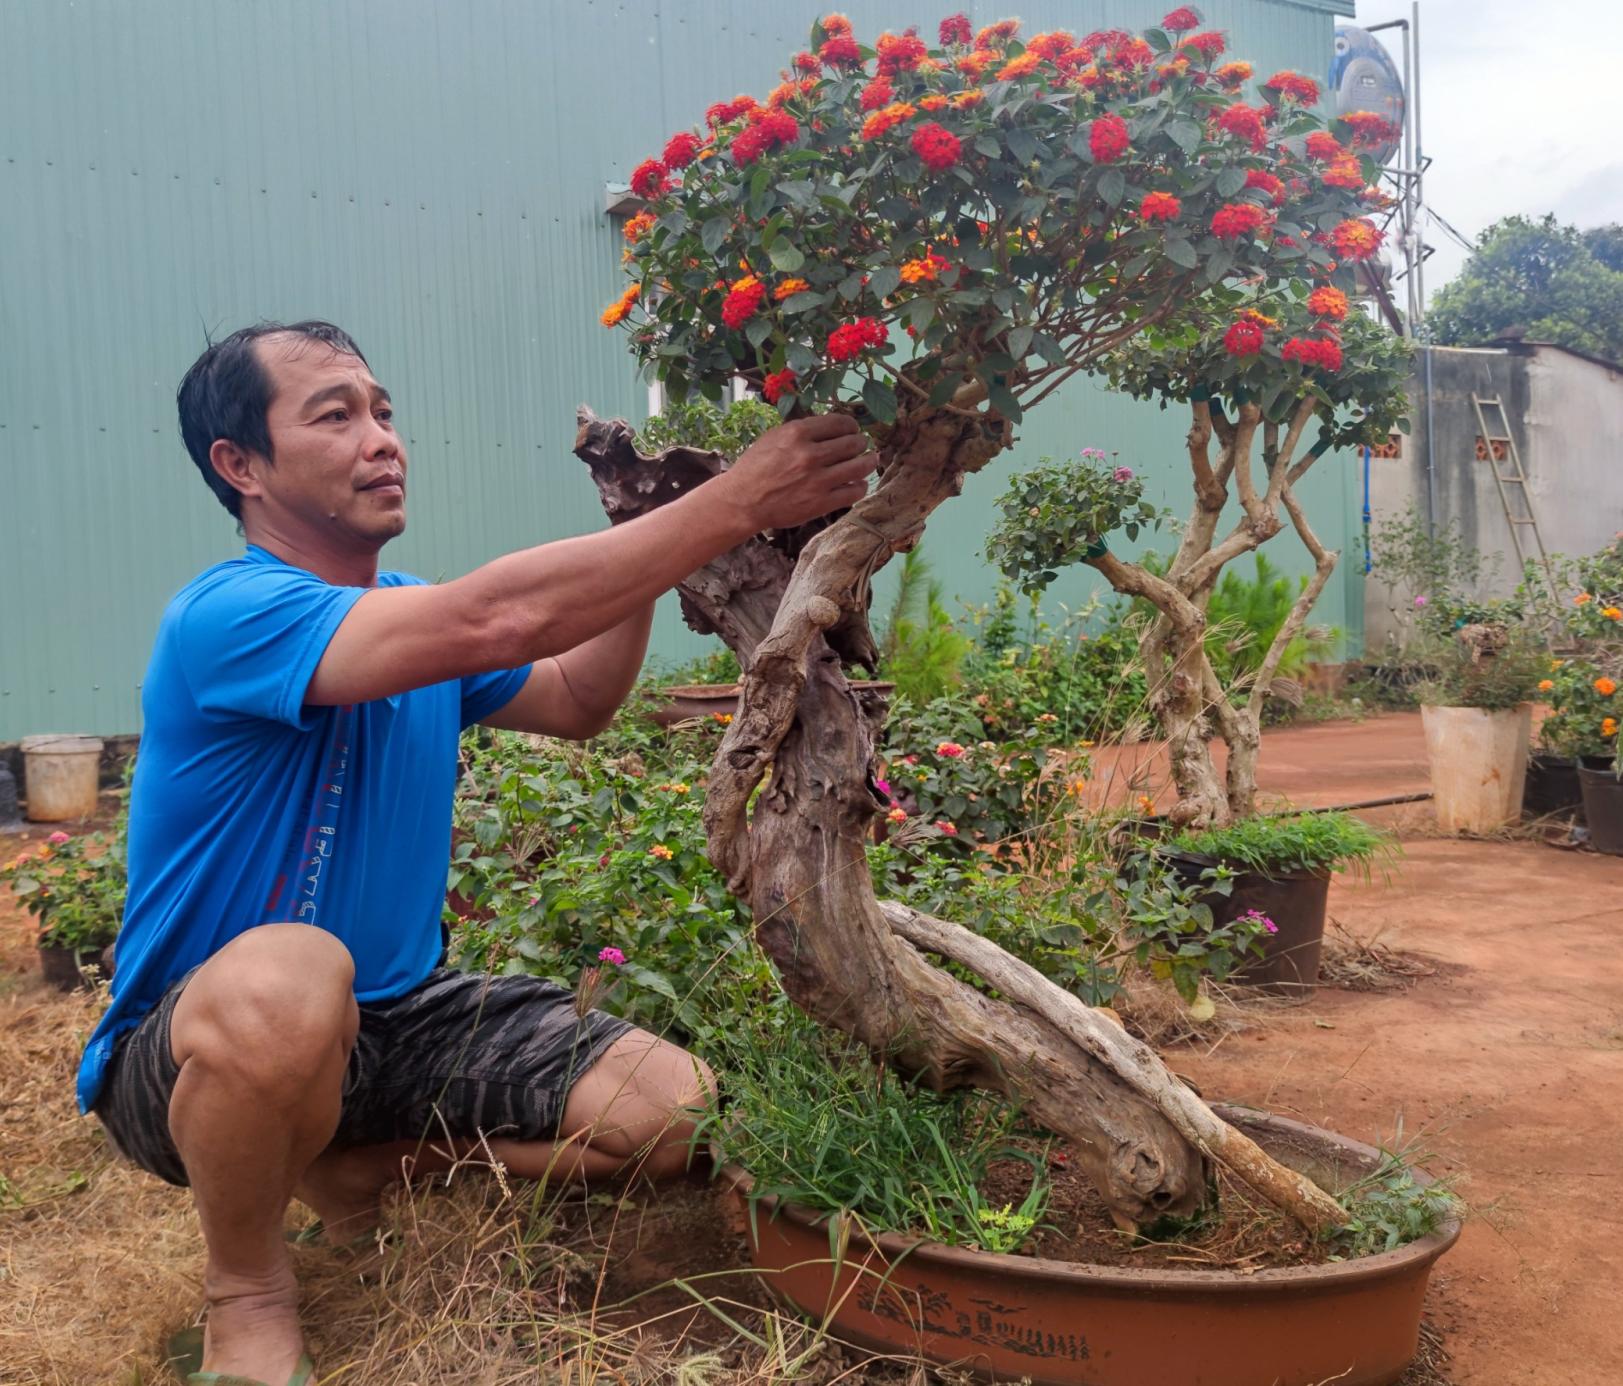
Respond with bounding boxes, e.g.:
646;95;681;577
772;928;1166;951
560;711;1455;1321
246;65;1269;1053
249;334;408;549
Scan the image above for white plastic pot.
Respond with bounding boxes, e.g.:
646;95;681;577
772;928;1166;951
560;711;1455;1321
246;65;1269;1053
1420;704;1532;833
19;734;104;822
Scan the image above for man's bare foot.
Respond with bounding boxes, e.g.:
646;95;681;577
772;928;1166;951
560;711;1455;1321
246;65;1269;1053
201;1262;309;1381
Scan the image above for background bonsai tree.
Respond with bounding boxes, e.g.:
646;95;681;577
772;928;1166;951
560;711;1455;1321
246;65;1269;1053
586;9;1398;1232
989;298;1410;828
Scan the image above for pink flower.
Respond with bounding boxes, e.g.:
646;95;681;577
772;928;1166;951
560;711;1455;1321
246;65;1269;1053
887;806;908;824
1414;595;1428;608
936;741;965;758
597;946;626;966
1113;465;1135;483
47;831;70;845
1239;908;1279;936
874;777;892;796
936;820;959;836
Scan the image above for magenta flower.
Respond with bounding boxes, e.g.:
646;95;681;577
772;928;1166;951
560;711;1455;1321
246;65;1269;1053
1113;465;1135;483
1239;908;1279;935
597;946;626;966
874;777;892;797
1414;595;1428;608
47;831;70;845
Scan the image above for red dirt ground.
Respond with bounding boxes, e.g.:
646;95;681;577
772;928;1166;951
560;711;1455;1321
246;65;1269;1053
5;712;1619;1384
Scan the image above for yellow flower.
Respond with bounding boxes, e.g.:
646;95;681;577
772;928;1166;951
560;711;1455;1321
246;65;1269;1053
1137;794;1156;815
649;843;674;860
712;712;733;725
1604;607;1623;622
1605;718;1619;739
773;277;811;301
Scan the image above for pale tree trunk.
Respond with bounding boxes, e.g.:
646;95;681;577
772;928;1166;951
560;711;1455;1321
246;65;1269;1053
574;407;1348;1236
1090;397;1339;828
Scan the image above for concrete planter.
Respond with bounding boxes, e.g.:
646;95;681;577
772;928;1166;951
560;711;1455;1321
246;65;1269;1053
721;1106;1458;1386
1420;703;1532;833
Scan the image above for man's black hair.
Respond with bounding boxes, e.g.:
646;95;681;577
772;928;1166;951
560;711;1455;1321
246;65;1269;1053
177;320;369;519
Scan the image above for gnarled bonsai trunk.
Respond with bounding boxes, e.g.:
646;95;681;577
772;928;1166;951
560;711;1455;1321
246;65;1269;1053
1092;397;1340;828
575;406;1346;1235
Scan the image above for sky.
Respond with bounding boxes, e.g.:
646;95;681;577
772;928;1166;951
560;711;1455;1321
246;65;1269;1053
1353;0;1623;304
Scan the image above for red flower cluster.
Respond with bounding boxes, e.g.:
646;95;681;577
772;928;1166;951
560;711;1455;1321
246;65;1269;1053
861;101;916;140
1245;169;1285;204
876;31;927;75
630;159;667;200
1304;131;1345;161
860;77;895;111
792;50;820;74
706;96;758;127
662;132;701;169
997;51;1043;81
1110;36;1155;68
1307;285;1350;320
1181;31;1226;60
1216;102;1266;150
732;108;800;165
1028;30;1077;60
720;276;766;329
822;12;852;34
1331;217;1383;260
1322;155;1365;190
911;121;962;171
1211;202;1268;240
939;13;972;46
976;19;1020;47
819;34;861;66
762;368;797;403
827;317;887;361
1264;70;1320;104
1214;60;1252;87
1090;114;1130;163
1223;319;1264;356
1161;7;1201;32
1283;336;1343;371
1341;110;1401;149
1139;190;1181;223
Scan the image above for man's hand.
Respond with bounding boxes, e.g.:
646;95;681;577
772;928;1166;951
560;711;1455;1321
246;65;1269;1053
718;413;880;532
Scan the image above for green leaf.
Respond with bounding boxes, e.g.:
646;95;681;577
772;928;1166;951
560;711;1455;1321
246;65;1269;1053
973;136;1001;159
867;264;902;300
768;239;805;273
928;374;960;407
1216;166;1247;198
904;297;937;331
1008;324;1034;358
1031;331;1067;366
1005;128;1040;165
1097;168;1126;207
782;290;826;314
745;316;774;349
838;271;866;301
1166;119;1202;155
1165;237;1198;270
987;381;1023;422
787;341;821;374
862;378;898;423
699;217;729;256
776;179;817;208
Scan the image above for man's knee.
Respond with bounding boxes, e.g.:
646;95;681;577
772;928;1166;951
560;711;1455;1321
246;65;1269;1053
564;1031;715;1164
171;925;357;1097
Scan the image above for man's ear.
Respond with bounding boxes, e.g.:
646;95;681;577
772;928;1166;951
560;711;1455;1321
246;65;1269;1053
209;438;264;506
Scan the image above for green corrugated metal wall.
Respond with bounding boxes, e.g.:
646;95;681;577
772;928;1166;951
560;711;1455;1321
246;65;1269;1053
0;0;1357;740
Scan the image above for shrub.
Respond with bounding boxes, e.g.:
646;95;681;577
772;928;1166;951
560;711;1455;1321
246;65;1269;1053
1164;810;1390;877
1539;657;1623;763
1;813;126;956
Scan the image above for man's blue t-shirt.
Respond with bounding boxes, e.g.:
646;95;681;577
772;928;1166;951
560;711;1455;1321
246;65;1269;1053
76;544;531;1113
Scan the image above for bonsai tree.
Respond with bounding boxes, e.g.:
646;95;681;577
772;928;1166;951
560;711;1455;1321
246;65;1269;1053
584;9;1401;1233
989;299;1410;828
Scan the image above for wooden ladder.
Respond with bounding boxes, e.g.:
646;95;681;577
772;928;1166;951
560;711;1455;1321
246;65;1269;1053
1470;392;1559;609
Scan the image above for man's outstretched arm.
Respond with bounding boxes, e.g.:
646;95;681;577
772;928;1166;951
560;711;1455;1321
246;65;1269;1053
480;607;654;739
305;414;876;709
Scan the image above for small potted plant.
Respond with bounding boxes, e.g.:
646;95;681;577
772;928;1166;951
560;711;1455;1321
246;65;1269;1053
1413;610;1546;834
1539;657;1623;854
1;820;126;990
1154;811;1390;994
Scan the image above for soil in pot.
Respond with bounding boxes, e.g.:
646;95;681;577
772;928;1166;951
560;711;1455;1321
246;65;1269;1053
1524;753;1584;822
1578;760;1623;856
1162;850;1331;995
38;944;110;992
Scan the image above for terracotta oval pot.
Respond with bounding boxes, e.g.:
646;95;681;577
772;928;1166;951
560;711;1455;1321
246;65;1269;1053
721;1105;1459;1386
1420;703;1532;832
647;681;896;728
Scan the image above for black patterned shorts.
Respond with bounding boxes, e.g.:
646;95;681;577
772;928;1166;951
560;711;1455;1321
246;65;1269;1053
92;967;634;1188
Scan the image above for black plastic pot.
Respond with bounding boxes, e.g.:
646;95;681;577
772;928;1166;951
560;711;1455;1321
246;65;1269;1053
1524;754;1585;822
1162;851;1331;996
1578;760;1623;856
37;942;115;991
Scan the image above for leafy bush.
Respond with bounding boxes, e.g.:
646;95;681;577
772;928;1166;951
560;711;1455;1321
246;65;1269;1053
877;545;974;704
1412;616;1547;711
701;1006;1050;1254
1538;656;1623;763
633;395;780;461
1331;1152;1459;1258
1165;810;1390;877
2;813;126;954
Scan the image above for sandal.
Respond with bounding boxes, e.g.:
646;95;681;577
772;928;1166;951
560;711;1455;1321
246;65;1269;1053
165;1324;315;1385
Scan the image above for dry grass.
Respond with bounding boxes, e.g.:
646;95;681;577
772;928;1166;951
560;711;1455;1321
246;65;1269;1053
1316;917;1440;994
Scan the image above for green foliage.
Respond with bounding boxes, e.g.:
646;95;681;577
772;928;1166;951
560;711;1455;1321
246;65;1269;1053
1412;616;1548;712
1368;505;1490;663
985;452;1165;596
1538;657;1622;762
1165;810;1391;877
1429;214;1623;363
612;16;1384;419
651;645;741;687
878;546;974;703
634;395;780;461
700;1006;1050;1254
1331;1152;1459;1258
444;720;769;1052
1565;536;1623;647
1;812;127;953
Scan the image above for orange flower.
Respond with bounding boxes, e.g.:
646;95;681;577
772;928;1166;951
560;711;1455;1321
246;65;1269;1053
1575;592;1594;605
1605;718;1620;738
1307;285;1349;321
886;806;907;823
997;51;1043;81
860;101;916;140
1214;60;1252;87
1538;679;1554;693
1596;677;1618;697
599;283;640;327
918;93;948;111
649;843;674;860
773;277;811;300
899;252;950;283
621;211;656;244
956;49;999;79
948;89;985;109
1604;606;1623;621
